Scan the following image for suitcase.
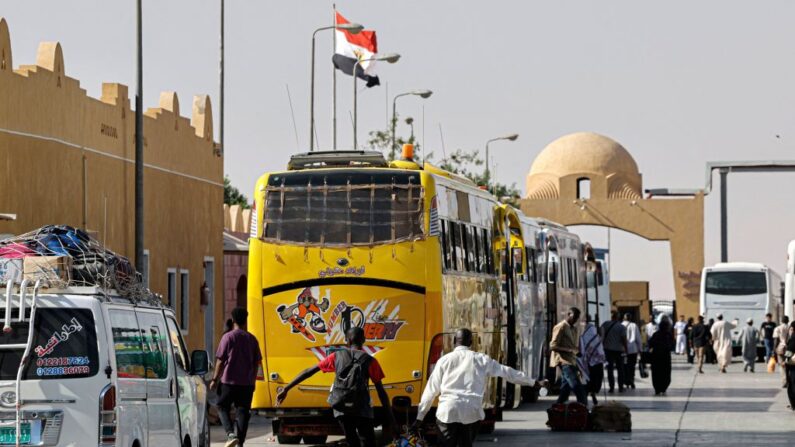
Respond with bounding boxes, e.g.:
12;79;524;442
546;402;589;431
591;401;632;432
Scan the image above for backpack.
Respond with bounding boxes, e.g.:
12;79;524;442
328;348;372;414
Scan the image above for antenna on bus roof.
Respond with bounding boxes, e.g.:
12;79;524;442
286;84;300;152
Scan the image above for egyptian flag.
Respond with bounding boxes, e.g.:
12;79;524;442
333;12;380;87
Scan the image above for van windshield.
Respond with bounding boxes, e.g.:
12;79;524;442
0;308;99;380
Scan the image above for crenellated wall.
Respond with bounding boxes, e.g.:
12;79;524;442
0;17;224;353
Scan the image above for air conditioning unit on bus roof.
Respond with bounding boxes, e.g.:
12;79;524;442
288;151;389;170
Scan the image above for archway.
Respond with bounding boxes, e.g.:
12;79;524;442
521;132;704;318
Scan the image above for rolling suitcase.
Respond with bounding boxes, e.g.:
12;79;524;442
546;402;589;431
591;401;632;432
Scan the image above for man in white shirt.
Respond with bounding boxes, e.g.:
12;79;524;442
412;328;546;447
622;313;642;389
674;315;688;355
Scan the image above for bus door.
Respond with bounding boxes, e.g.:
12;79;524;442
541;231;559;381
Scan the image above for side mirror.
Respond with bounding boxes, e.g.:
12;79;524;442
190;350;210;376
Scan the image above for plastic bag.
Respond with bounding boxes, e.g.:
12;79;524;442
388;433;426;447
767;357;776;373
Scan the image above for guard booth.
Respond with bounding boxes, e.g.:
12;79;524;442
610;281;652;323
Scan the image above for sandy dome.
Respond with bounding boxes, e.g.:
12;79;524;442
529;132;639;178
525;132;642;199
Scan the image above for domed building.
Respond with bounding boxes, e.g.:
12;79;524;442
525;132;642;200
520;132;705;320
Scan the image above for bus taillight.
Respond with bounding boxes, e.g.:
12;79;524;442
256;364;265;381
427;334;445;379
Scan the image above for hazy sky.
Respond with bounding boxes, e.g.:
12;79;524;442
3;1;795;299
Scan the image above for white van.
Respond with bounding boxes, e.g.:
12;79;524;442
0;284;210;447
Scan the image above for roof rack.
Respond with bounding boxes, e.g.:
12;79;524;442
287;150;389;170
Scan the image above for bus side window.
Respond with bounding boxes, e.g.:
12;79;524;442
562;258;570;289
569;259;576;289
440;220;451;270
525;247;534;283
451;222;463;272
473;226;483;273
482;228;493;274
465;225;476;272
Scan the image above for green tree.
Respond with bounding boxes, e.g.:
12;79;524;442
224;176;250;209
367;113;420;161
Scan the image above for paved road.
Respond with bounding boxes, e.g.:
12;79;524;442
212;357;794;446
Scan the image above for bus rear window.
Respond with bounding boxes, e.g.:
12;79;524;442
705;271;767;296
263;171;424;246
0;308;99;380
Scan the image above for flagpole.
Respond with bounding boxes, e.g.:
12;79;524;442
332;4;337;150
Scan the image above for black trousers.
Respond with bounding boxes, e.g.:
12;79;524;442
436;420;479;447
624;353;638;386
216;384;254;445
605;350;625;391
337;415;376;447
787;365;795;410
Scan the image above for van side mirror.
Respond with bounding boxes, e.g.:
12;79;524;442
190;350;210;376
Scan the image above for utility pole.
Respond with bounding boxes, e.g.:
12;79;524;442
719;168;728;263
134;0;144;273
219;0;224;157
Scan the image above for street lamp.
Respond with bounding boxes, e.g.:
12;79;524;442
485;133;518;194
309;22;363;151
0;214;16;221
391;89;432;160
353;53;400;149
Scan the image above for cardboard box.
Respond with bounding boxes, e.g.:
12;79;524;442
23;256;72;284
0;258;23;285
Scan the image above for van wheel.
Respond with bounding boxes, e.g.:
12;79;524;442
182;437;191;447
302;435;328;445
276;435;301;444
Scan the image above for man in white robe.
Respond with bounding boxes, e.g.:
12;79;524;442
674;316;688;355
711;314;738;373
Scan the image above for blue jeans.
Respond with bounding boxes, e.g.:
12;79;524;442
764;338;774;363
557;364;587;405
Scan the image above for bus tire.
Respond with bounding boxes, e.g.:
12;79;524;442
276;435;301;444
521;385;539;403
302;435;328;445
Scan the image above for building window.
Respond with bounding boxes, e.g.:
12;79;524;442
142;249;150;288
167;269;176;309
577;178;591;200
180;270;189;332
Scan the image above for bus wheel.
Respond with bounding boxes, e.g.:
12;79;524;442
521;385;539;403
276;435;301;444
302;436;328;445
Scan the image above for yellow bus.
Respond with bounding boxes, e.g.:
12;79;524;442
247;148;587;443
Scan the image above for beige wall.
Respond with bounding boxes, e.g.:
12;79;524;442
0;18;224;352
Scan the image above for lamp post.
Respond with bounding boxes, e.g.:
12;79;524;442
0;214;15;221
309;22;363;152
353;53;400;149
134;0;144;273
485;134;518;194
391;89;432;160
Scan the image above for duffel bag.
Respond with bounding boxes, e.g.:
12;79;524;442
546;402;589;431
591;401;632;432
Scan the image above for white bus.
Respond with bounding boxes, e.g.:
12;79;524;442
700;262;783;355
786;241;795;321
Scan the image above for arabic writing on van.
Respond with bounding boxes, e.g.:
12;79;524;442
318;266;366;278
34;317;83;358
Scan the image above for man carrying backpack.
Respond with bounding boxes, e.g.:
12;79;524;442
410;328;547;447
276;326;397;447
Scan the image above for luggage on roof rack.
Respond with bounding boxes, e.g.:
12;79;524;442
0;225;147;299
287;150;388;170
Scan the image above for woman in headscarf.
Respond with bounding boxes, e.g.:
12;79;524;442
785;321;795;410
648;316;675;395
577;318;606;405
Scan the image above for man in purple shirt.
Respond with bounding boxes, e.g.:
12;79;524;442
210;307;263;447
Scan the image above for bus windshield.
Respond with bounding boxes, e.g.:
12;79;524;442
263;170;424;246
705;271;767;296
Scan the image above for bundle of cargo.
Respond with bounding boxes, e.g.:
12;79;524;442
0;225;145;298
